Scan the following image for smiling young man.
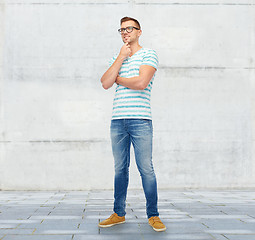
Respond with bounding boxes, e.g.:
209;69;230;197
99;17;166;232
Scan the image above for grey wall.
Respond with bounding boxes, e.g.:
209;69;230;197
0;0;255;190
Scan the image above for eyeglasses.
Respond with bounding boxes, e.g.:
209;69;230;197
118;26;140;34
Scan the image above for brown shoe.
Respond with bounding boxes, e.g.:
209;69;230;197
148;216;166;232
98;213;125;228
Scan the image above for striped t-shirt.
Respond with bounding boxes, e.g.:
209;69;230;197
109;47;158;120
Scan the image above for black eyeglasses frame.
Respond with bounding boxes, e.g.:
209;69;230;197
118;26;140;34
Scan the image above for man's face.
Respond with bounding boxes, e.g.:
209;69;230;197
120;20;142;44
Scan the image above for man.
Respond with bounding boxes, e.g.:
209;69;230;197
99;16;166;232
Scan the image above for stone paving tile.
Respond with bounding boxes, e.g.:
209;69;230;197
29;215;82;221
0;224;19;229
245;219;255;223
34;222;97;235
224;235;255;240
139;221;208;234
0;228;36;234
192;214;254;219
207;234;229;240
159;218;200;223
47;211;85;216
73;234;144;240
201;219;255;235
99;222;141;235
205;229;255;234
2;235;73;240
140;233;215;240
21;219;81;230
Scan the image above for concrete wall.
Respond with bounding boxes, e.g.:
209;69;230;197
0;0;255;190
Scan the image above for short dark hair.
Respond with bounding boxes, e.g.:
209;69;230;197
120;16;141;29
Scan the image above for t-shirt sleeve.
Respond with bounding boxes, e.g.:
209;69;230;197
141;49;159;70
109;55;117;68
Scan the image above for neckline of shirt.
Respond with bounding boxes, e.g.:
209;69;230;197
128;47;144;58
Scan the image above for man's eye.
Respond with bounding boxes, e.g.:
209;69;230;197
127;27;133;30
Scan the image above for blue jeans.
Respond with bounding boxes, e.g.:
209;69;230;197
110;119;159;219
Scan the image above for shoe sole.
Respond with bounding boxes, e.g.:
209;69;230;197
149;224;166;232
152;226;166;232
98;220;125;228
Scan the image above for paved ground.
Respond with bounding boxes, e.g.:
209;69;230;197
0;189;255;240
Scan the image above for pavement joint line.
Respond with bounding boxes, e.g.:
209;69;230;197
15;223;21;228
222;234;230;239
220;210;228;215
32;228;36;234
0;234;7;240
208;233;216;239
201;222;210;228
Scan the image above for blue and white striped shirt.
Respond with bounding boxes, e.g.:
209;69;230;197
109;47;158;120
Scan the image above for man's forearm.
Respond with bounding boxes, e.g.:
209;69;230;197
101;55;126;90
116;65;156;91
116;76;145;90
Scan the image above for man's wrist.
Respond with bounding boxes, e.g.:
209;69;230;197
116;76;121;84
117;54;126;61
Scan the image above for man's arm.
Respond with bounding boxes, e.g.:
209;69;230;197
100;43;131;90
115;65;156;90
100;55;125;90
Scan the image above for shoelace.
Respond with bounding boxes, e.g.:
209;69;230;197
109;213;117;219
151;216;162;223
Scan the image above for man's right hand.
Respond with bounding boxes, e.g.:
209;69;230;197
101;43;130;89
119;42;131;59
